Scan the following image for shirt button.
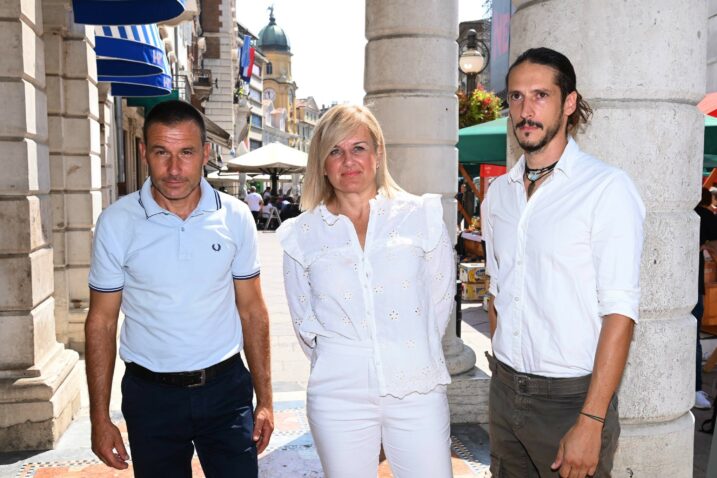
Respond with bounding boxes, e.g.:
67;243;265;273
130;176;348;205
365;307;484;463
514;297;520;302
181;227;185;232
514;330;519;336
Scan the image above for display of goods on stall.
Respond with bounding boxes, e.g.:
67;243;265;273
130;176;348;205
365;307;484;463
460;262;489;302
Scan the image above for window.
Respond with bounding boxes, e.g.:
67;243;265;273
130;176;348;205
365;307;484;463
266;62;273;75
250;139;262;150
249;87;261;102
251;113;262;128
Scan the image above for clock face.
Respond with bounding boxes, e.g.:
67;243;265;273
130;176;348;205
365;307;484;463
264;88;276;101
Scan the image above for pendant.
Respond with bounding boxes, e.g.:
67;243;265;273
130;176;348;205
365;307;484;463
526;170;542;182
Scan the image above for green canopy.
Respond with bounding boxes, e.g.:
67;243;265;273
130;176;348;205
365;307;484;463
457;117;508;167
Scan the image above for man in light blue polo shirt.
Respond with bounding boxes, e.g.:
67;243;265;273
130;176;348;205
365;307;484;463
85;100;273;478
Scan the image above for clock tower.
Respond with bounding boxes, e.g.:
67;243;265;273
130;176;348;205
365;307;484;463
257;7;298;138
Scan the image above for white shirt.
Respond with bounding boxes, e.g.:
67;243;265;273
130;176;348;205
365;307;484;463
245;192;263;212
88;178;260;372
482;138;645;378
277;192;455;398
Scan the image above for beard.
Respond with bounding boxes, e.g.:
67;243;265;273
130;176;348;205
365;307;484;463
512;109;563;154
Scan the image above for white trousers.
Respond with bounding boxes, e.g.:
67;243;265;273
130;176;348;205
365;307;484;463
306;339;453;478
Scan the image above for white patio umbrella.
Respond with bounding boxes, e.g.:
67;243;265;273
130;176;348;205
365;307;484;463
225;142;307;194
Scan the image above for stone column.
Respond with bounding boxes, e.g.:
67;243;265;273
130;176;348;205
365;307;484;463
365;0;485;423
708;0;717;93
511;1;704;475
0;0;82;451
45;0;102;352
203;0;237;155
98;83;116;208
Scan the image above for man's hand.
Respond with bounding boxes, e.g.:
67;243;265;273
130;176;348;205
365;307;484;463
91;418;129;470
551;414;603;478
253;402;275;454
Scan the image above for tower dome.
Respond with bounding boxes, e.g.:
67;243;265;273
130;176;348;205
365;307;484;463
257;7;290;52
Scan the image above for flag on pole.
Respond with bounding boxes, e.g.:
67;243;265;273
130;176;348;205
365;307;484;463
240;35;254;82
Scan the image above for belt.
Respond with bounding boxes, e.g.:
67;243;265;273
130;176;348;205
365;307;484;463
125;354;240;388
486;352;591;397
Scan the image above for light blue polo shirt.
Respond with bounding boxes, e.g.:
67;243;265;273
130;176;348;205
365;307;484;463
88;177;260;372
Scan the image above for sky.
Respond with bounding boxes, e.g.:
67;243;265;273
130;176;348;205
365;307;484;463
237;0;489;108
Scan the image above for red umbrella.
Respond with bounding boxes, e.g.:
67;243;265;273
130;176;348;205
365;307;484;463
699;92;717;117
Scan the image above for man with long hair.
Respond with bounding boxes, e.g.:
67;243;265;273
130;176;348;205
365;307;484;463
482;48;645;477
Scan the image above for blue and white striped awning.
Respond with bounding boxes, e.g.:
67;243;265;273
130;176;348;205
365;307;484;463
100;59;173;97
73;0;186;26
95;25;165;77
96;24;172;97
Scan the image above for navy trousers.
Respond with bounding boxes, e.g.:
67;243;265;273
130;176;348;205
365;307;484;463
121;358;257;478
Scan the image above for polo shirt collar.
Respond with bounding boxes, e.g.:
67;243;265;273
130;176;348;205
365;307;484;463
138;177;221;219
508;136;579;184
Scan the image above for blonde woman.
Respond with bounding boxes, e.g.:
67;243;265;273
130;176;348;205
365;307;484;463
277;104;454;478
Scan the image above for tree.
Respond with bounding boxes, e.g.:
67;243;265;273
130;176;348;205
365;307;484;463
458;85;502;128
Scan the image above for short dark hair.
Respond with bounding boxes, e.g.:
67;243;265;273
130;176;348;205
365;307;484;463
507;47;592;133
143;100;206;144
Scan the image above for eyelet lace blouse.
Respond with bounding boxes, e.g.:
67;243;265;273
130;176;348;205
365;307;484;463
277;192;455;398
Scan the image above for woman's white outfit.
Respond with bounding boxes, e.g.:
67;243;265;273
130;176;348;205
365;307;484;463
278;192;455;478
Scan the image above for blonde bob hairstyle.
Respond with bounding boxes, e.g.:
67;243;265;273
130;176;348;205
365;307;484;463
300;104;403;211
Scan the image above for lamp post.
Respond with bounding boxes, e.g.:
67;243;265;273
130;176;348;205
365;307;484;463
459;28;488;94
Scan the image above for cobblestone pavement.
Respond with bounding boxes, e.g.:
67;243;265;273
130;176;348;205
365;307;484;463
0;231;492;478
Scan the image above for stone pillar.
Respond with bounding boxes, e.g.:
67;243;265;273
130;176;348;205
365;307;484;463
98;83;116;208
708;0;717;92
510;1;705;475
0;0;82;451
365;0;485;423
203;0;237;155
45;0;102;352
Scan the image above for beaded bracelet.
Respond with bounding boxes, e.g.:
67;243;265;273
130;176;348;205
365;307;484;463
579;411;605;424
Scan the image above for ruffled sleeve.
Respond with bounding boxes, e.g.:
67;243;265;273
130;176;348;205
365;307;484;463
276;217;306;268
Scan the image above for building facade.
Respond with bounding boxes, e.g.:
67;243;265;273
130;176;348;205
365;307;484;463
295;96;319;153
257;8;299;147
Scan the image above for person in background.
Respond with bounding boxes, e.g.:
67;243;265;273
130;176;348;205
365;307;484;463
85;100;273;477
482;47;644;478
693;187;717;409
278;104;455;477
460;182;475;228
245;186;264;223
709;187;717;214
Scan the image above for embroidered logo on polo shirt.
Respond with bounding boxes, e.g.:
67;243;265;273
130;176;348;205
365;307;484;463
212;243;221;252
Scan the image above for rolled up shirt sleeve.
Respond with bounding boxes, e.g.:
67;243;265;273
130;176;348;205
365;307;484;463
591;172;645;322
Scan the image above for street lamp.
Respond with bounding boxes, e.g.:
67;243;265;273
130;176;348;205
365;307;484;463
459;29;488;94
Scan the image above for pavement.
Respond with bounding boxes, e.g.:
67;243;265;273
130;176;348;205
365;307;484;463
0;230;714;477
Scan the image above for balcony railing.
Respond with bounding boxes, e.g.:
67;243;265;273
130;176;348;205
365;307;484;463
173;74;191;102
193;68;212;88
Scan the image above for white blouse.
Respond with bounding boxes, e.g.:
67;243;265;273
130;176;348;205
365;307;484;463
277;192;455;398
